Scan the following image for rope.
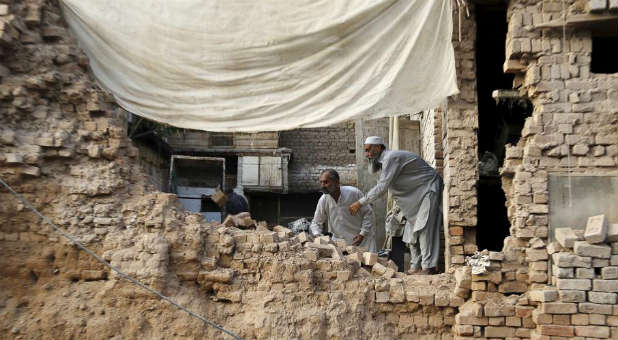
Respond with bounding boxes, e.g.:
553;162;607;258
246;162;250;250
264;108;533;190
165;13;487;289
0;177;243;340
562;0;566;49
561;0;571;208
566;142;573;208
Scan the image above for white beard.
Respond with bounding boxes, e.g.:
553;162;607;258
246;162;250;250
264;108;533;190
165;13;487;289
367;158;382;174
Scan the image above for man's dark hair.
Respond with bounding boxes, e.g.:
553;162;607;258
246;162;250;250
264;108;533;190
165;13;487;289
321;168;340;182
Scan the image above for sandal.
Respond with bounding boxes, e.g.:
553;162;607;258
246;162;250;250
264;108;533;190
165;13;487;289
406;268;421;275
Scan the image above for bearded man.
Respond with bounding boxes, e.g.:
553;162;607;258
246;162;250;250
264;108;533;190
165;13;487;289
310;169;376;252
349;136;443;275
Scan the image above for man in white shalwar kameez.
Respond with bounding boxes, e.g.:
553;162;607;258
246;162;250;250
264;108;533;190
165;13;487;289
310;169;377;253
349;136;443;275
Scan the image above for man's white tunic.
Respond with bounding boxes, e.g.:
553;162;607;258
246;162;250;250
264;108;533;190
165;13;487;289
311;186;376;252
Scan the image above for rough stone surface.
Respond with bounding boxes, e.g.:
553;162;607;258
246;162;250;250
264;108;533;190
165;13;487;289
588;291;618;304
574;241;611;258
556;278;591;291
555;227;578;248
593;279;618;292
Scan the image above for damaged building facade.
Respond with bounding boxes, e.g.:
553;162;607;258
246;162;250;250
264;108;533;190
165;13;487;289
0;0;617;339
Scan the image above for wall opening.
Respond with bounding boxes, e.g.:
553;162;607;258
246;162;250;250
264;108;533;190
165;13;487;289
247;192;320;226
475;3;531;251
590;24;618;74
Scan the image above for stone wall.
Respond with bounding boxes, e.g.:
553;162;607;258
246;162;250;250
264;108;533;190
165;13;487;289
280;123;357;192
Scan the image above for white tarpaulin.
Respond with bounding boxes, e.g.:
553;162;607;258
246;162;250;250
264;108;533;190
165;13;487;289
60;0;458;132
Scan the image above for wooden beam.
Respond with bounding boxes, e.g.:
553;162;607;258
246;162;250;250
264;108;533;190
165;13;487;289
503;59;527;74
535;13;618;29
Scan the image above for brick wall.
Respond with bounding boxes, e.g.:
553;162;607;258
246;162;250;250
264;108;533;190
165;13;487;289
443;3;480;270
280;122;357;192
452;0;618;338
134;141;168;191
501;0;617;311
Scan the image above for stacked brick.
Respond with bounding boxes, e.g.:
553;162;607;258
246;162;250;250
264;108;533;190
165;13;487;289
528;215;618;339
453;252;537;339
0;0;130;187
443;3;480;270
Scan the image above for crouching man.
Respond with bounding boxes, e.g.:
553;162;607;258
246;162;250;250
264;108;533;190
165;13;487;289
310;169;377;252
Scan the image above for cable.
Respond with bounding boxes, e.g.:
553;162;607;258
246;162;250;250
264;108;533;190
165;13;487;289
0;177;243;340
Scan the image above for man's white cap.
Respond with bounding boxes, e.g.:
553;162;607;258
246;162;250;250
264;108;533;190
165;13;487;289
364;136;385;146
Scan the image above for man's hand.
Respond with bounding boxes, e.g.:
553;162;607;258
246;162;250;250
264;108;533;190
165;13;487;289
352;234;364;246
349;201;362;216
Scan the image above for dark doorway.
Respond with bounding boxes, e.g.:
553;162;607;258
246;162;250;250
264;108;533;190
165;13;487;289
475;3;531;251
248;192;320;226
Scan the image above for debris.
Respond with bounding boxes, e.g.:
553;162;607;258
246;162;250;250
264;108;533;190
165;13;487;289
288;217;311;234
465;251;491;275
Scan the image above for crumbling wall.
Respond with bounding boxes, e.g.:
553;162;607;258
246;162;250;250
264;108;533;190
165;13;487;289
501;0;617;289
451;0;618;339
0;1;454;339
280;123;357;192
443;4;480;271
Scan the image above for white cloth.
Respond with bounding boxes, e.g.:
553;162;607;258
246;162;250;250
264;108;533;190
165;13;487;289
358;149;443;267
60;0;458;132
310;186;376;252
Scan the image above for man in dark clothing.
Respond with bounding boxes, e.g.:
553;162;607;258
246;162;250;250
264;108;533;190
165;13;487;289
224;191;249;215
211;188;249;216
